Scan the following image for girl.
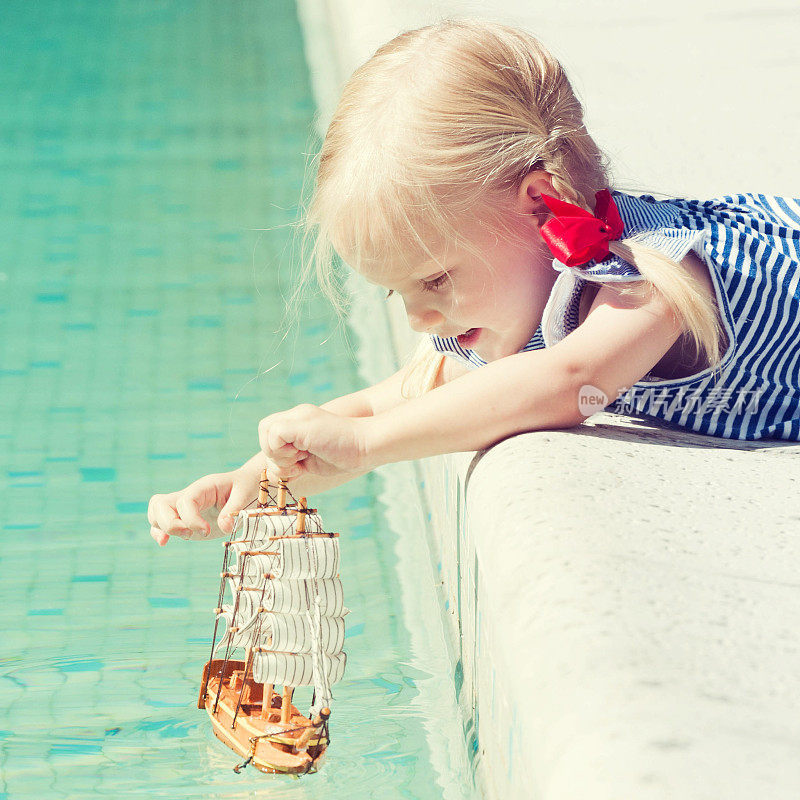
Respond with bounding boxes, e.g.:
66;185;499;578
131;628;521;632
148;19;800;545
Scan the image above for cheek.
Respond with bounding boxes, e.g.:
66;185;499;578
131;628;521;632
503;253;551;297
449;253;542;320
454;267;501;307
448;285;487;319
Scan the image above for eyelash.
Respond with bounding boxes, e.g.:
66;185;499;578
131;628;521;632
421;273;449;292
384;272;450;299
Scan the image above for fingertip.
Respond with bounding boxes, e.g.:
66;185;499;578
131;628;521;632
151;527;169;546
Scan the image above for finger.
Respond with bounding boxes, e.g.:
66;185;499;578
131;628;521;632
176;494;211;534
267;422;297;458
168;526;195;540
149;494;181;530
258;415;278;454
158;508;190;535
268;446;303;468
150;525;170;547
263;435;301;462
148;493;186;534
265;460;303;483
217;481;251;534
275;441;301;456
159;524;194;541
147;495;162;527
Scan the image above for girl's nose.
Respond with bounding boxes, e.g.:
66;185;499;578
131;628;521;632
403;298;445;334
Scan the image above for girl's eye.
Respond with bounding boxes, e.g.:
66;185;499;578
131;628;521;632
421;272;450;292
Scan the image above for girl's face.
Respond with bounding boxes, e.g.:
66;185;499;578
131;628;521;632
356;175;559;362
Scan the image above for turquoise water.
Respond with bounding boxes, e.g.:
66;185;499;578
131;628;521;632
0;2;476;798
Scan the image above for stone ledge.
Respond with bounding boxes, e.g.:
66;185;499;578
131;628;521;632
433;417;800;798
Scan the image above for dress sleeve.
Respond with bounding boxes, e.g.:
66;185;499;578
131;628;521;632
565;253;644;283
557;225;705;284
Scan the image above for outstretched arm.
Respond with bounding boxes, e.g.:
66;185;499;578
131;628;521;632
259;280;683;479
258;347;583;479
147;359;426;545
366;348;582;463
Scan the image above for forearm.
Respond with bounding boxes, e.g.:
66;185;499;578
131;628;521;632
365;349;583;465
245;369;408;494
320;388;374;417
320;363;409;417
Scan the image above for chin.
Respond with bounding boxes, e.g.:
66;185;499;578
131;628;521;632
467;326;531;361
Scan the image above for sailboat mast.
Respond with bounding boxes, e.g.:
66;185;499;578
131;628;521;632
281;686;293;724
272;497;306;724
257;468;270;507
261;683;274;719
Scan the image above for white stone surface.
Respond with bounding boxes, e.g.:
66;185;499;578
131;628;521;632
301;0;800;198
456;418;800;799
296;2;800;798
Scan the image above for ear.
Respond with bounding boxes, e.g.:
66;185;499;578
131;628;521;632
516;170;557;221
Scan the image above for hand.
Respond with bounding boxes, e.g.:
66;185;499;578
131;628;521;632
258;404;370;482
147;461;263;547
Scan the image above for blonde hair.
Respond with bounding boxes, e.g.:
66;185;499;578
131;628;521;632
302;18;726;395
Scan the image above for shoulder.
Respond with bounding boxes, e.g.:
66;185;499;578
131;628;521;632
612;190;686;233
549;264;687;400
552;191;697;284
581;250;713;326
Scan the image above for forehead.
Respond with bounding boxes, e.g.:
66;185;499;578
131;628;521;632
337;205;508;289
352;250;448;288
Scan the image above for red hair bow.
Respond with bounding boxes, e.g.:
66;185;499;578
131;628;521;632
539;189;624;267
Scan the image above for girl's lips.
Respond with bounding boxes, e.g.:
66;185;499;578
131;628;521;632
456;328;481;347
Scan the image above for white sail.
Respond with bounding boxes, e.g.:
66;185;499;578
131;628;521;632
232;537;339;580
226;554;345;609
252;650;346;687
226;577;258;619
217;572;345;648
256;578;345;617
215;610;252;651
233;508;325;550
257;612;345;655
218;500;348;706
214;583;261;652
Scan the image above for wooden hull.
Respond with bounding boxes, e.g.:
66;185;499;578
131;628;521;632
198;659;328;775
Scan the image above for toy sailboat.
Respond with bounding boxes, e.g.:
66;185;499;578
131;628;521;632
198;475;347;774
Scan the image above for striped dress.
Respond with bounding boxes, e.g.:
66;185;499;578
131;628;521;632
430;190;800;441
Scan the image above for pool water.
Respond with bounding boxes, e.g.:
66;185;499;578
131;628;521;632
0;2;477;798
